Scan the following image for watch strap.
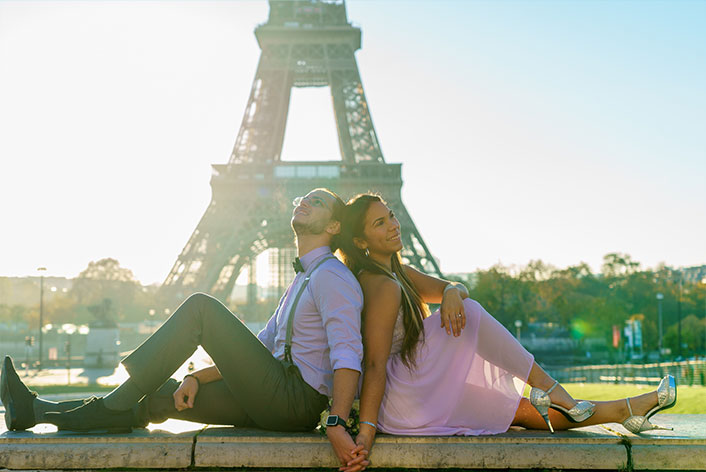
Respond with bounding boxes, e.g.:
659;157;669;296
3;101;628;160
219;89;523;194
326;415;348;428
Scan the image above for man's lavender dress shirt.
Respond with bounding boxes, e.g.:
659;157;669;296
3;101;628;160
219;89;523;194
257;246;364;397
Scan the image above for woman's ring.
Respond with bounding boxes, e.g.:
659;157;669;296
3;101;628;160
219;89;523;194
456;313;462;318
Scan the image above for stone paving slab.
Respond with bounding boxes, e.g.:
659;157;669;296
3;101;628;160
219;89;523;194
0;418;199;470
195;424;628;469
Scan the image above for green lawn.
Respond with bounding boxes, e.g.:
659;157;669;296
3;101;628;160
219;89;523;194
525;383;705;414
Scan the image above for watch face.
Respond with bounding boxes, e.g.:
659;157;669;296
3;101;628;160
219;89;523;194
325;415;339;427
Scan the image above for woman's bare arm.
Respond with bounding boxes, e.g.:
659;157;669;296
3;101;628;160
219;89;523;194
402;265;468;304
403;265;469;337
355;273;401;454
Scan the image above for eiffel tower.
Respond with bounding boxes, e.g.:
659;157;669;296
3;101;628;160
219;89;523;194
163;0;441;305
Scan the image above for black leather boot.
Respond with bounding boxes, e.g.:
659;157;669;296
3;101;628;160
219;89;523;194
1;356;38;431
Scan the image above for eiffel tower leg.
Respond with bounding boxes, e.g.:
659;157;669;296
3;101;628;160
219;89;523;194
393;201;443;278
230;47;295;164
329;49;384;164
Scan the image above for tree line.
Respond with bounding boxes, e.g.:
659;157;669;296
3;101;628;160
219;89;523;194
461;253;706;359
1;254;705;359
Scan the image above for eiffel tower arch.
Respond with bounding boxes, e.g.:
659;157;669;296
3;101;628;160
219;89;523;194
163;0;442;307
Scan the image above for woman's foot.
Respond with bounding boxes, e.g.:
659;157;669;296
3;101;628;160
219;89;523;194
622;375;676;433
529;380;595;432
540;379;579;412
622;391;658;420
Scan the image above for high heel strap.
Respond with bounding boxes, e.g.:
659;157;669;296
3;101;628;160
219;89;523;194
545;380;559;396
625;397;634;417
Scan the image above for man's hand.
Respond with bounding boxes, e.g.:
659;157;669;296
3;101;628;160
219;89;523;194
173;375;199;411
340;430;374;472
326;426;369;471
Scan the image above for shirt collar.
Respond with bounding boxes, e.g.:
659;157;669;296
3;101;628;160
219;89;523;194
299;245;333;272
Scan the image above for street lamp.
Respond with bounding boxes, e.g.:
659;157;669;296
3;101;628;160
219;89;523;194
678;275;683;358
37;267;47;371
656;293;664;356
514;320;522;341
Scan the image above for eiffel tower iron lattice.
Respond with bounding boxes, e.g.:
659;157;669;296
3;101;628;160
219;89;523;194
163;0;442;304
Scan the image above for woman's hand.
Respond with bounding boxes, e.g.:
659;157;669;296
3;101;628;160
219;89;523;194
440;285;466;337
326;426;369;471
173;375;199;411
340;429;374;472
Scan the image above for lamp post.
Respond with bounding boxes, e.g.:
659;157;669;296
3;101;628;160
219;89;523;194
702;278;706;358
678;275;683;359
514;320;522;341
37;267;47;371
656;293;664;356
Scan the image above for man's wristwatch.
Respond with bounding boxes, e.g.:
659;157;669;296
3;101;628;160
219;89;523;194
325;414;348;429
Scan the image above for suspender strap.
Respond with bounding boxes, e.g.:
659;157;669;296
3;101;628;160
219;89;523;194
284;255;336;363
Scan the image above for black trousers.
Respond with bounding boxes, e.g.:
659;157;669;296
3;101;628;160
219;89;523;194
124;292;327;432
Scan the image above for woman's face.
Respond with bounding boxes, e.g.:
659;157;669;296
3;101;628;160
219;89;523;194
358;201;402;257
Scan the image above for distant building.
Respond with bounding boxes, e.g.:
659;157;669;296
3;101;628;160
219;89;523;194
680;265;706;284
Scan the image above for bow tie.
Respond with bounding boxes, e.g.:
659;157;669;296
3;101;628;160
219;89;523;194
292;257;304;274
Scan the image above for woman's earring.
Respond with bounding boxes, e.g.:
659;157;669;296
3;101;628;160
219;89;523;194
364;248;370;257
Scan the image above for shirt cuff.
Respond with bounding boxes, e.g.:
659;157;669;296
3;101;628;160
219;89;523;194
331;351;362;373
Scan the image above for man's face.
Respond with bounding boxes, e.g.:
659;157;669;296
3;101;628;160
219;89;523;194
291;189;337;236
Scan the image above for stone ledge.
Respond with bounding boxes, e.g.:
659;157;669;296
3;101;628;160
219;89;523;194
0;414;704;470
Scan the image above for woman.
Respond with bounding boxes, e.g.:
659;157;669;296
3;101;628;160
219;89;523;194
338;194;676;466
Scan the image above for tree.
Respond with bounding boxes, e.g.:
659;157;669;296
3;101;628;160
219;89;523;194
601;253;640;278
70;258;140;322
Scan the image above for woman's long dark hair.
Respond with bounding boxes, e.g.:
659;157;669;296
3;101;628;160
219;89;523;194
339;194;429;368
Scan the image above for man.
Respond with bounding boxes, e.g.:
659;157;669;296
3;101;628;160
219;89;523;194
1;188;368;468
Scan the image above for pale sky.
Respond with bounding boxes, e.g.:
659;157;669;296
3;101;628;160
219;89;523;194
1;0;705;285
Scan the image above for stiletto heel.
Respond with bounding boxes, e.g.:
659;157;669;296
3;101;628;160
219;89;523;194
530;380;595;433
622;375;677;434
529;385;555;432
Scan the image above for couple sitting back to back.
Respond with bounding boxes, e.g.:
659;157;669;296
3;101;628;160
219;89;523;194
0;188;677;471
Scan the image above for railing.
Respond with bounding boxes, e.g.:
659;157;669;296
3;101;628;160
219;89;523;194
547;360;706;386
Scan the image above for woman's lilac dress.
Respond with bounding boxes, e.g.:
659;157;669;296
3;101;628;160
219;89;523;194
377;298;534;436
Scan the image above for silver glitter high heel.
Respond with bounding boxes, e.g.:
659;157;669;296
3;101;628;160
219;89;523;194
530;380;595;433
622;375;676;434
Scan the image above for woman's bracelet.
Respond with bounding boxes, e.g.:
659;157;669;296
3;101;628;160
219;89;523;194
184;373;200;387
360;420;377;429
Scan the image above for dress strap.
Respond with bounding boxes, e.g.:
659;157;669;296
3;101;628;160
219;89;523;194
283;255;336;363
